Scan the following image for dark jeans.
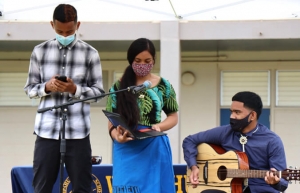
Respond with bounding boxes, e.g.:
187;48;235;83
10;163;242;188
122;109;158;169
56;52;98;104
32;135;92;193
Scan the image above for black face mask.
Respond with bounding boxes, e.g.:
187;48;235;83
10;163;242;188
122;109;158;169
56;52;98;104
230;112;252;132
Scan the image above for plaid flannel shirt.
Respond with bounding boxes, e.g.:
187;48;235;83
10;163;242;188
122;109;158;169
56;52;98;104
24;36;104;139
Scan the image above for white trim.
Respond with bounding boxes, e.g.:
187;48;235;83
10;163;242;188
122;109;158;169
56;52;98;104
179;20;300;40
0;22;161;40
1;20;300;41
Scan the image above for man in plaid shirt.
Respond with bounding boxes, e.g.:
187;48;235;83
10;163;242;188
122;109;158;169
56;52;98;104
24;4;104;193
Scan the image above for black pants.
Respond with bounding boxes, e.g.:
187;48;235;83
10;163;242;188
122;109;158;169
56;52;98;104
244;187;251;193
32;135;92;193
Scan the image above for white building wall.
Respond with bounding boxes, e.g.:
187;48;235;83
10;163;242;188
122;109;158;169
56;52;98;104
2;50;300;192
180;61;219;161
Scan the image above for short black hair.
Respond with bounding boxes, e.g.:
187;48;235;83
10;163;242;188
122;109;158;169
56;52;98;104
53;4;77;23
232;91;263;119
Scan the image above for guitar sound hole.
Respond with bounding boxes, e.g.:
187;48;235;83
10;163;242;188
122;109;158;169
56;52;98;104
217;166;227;181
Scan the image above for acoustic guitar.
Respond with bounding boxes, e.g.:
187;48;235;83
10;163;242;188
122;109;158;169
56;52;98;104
186;143;300;193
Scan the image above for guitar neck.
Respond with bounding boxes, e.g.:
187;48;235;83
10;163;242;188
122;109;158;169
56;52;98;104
226;169;279;178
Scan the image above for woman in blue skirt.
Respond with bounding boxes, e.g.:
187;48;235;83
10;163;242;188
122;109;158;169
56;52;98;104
106;38;179;193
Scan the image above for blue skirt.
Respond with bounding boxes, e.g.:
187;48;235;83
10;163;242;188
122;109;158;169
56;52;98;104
112;128;175;193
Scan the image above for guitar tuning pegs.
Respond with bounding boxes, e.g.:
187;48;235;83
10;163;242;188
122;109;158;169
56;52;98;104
295;166;298;170
289;181;293;184
289;166;293;169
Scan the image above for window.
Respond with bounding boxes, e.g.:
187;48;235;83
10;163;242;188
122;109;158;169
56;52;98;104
221;71;270;106
276;71;300;106
0;73;37;106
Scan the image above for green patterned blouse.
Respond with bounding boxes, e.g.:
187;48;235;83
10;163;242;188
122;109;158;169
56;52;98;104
106;77;179;126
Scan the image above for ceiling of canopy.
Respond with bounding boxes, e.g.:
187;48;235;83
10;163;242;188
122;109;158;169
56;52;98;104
0;0;299;22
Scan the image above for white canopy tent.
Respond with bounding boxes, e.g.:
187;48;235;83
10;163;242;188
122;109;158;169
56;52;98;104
0;0;299;21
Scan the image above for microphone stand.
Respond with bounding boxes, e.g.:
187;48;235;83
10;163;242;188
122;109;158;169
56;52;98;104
37;86;136;193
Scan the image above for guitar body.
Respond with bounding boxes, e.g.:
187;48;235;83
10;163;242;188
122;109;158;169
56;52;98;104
186;143;249;193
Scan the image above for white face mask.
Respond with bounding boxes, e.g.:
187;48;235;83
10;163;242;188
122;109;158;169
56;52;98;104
56;33;75;46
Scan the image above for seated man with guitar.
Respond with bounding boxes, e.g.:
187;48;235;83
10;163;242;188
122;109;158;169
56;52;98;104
182;91;289;193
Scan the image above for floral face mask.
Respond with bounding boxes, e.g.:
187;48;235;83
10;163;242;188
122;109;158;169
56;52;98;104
132;63;153;77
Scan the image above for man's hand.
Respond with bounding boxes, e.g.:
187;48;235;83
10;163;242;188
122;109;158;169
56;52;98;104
45;76;76;94
189;165;200;188
45;76;58;93
265;168;280;185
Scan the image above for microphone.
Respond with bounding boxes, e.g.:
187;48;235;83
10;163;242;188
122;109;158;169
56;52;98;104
130;80;152;94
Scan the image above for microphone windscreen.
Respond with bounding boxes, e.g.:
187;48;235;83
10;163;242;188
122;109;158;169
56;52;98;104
144;80;152;88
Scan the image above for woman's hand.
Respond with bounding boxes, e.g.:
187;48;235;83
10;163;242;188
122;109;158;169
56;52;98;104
113;125;134;143
151;125;161;132
151;112;178;132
